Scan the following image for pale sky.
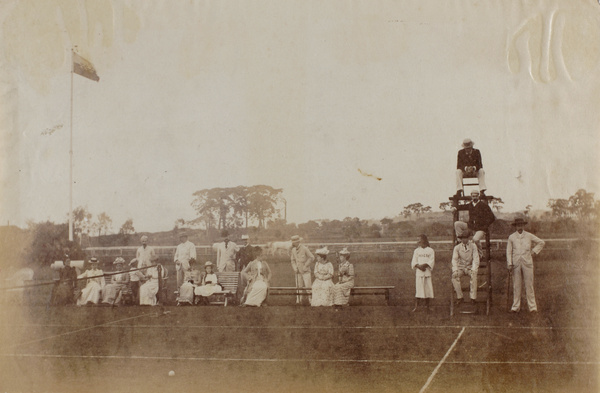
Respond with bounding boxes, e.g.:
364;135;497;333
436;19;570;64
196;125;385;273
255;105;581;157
1;0;599;233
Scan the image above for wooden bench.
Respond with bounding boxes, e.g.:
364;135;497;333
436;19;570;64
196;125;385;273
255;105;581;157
192;272;240;307
269;286;395;305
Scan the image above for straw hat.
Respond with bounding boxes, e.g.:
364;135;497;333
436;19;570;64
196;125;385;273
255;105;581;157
339;247;350;255
315;246;329;256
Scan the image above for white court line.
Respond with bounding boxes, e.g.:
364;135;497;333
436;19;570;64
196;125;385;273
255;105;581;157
419;327;466;393
1;353;597;366
8;312;156;349
3;324;596;330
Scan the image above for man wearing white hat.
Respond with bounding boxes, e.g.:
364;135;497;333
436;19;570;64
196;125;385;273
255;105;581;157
290;235;314;305
455;138;487;198
174;232;197;290
507;218;545;313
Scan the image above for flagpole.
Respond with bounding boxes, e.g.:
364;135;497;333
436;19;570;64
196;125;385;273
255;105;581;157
69;50;74;242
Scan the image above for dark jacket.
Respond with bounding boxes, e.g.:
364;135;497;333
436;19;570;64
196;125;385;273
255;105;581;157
457;148;483;171
468;201;495;231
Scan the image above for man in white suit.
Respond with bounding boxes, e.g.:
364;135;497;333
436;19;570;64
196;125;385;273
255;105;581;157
215;231;238;272
174;232;196;290
507;218;545;313
451;231;480;305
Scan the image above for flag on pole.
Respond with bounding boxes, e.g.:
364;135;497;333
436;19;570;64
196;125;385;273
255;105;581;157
72;52;100;82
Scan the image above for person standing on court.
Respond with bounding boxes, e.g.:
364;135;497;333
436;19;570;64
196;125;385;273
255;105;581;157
454;190;495;256
455;138;487;198
174;232;197;290
290;235;314;305
451;231;480;305
411;235;435;312
236;235;253;301
507;217;545;313
215;230;238;272
136;235;157;270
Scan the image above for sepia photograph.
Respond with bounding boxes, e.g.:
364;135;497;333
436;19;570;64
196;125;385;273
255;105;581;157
1;1;599;392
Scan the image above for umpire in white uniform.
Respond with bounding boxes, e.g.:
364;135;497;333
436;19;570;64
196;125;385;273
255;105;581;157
507;218;545;313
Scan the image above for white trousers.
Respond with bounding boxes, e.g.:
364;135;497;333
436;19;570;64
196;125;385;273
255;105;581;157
511;263;537;311
456;169;486;191
452;268;478;300
295;272;312;303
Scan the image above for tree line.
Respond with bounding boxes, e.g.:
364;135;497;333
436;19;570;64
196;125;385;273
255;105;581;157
3;187;598;267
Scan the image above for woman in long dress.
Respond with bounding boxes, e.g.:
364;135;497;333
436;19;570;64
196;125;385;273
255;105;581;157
311;247;334;307
52;258;77;305
77;258;105;306
241;247;272;307
333;248;355;309
194;262;222;303
139;264;166;306
102;257;130;305
177;259;202;305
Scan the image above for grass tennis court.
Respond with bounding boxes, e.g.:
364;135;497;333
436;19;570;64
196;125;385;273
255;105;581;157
1;246;598;392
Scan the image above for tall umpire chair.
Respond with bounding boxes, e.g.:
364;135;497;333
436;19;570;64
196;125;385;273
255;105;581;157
449;176;494;316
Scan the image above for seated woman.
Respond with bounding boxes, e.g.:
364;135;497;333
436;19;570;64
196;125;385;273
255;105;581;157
102;257;131;306
77;258;106;306
176;259;202;305
51;257;78;306
139;264;167;306
194;262;222;304
311;247;334;307
333;248;355;309
241;247;272;307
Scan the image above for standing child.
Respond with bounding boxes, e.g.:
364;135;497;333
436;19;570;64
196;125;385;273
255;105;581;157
411;234;435;312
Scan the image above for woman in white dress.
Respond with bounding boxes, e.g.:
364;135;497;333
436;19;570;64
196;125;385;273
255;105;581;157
102;257;130;305
177;259;202;305
411;234;435;312
194;262;222;303
77;258;105;306
333;248;355;309
241;247;272;307
139;264;166;306
311;247;334;307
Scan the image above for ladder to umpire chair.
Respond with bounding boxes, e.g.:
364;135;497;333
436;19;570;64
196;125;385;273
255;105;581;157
449;178;494;316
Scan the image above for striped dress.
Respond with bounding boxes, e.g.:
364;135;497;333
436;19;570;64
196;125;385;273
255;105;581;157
333;261;355;306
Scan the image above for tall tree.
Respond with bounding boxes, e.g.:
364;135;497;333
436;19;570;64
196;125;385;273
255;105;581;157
247;185;283;229
96;212;113;236
547;198;571;218
71;206;92;243
439;202;453;212
568;189;596;220
230;186;250;228
119;219;135;235
191;188;230;230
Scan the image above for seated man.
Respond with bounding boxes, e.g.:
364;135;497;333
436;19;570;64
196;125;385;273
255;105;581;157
455;138;487;197
76;257;105;306
454;190;495;256
102;257;130;306
451;231;480;305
